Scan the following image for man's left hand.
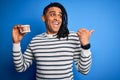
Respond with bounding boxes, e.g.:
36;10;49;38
77;28;94;46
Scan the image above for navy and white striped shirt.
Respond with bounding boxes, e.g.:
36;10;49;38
13;32;92;80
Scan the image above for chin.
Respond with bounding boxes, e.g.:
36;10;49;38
53;29;59;33
51;30;58;34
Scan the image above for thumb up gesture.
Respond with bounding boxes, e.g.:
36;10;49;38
77;28;94;46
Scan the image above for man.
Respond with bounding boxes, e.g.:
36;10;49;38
12;2;94;80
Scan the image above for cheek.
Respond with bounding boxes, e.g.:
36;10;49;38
47;18;53;24
59;19;62;24
45;18;51;25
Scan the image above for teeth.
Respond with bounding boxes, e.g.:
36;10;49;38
53;21;58;25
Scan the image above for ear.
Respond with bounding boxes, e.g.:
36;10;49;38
42;15;45;22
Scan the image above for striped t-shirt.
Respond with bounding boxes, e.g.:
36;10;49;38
13;32;92;80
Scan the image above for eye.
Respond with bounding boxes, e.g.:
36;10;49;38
58;14;62;18
50;13;55;16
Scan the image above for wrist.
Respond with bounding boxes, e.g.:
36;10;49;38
13;43;21;51
13;40;20;44
81;43;91;50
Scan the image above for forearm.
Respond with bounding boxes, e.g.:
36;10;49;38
76;49;92;75
12;43;27;72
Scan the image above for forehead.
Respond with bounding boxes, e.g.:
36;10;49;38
46;7;62;13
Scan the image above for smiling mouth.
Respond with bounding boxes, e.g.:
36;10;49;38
52;21;59;25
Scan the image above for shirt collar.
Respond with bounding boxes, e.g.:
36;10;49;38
44;32;57;38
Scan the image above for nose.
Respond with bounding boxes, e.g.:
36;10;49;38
54;15;60;21
54;16;58;20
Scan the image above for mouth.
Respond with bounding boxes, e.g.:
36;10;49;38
52;21;59;26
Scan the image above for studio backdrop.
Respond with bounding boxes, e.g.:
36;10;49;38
0;0;120;80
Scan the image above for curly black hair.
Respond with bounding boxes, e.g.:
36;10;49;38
43;2;69;39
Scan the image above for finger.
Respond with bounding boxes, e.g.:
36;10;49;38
78;29;87;34
90;30;94;33
78;28;87;32
16;24;22;30
89;30;94;35
77;32;80;36
12;26;18;34
22;33;27;36
12;24;21;30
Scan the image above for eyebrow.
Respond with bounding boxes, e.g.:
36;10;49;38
49;11;62;14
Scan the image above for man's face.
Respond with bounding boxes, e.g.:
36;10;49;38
42;7;62;34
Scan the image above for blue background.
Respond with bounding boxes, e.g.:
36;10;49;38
0;0;120;80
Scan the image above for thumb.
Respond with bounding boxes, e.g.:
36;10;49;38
90;30;94;34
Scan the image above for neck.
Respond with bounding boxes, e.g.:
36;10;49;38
46;31;57;35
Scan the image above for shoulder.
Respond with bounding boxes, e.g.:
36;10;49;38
32;33;45;39
30;33;46;43
68;31;78;37
68;31;79;41
68;31;80;44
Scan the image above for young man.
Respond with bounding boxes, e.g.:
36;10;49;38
12;2;94;80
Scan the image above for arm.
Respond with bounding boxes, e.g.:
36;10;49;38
12;43;34;72
74;46;92;74
12;25;33;72
74;28;94;74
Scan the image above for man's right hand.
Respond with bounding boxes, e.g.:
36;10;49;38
12;25;26;43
